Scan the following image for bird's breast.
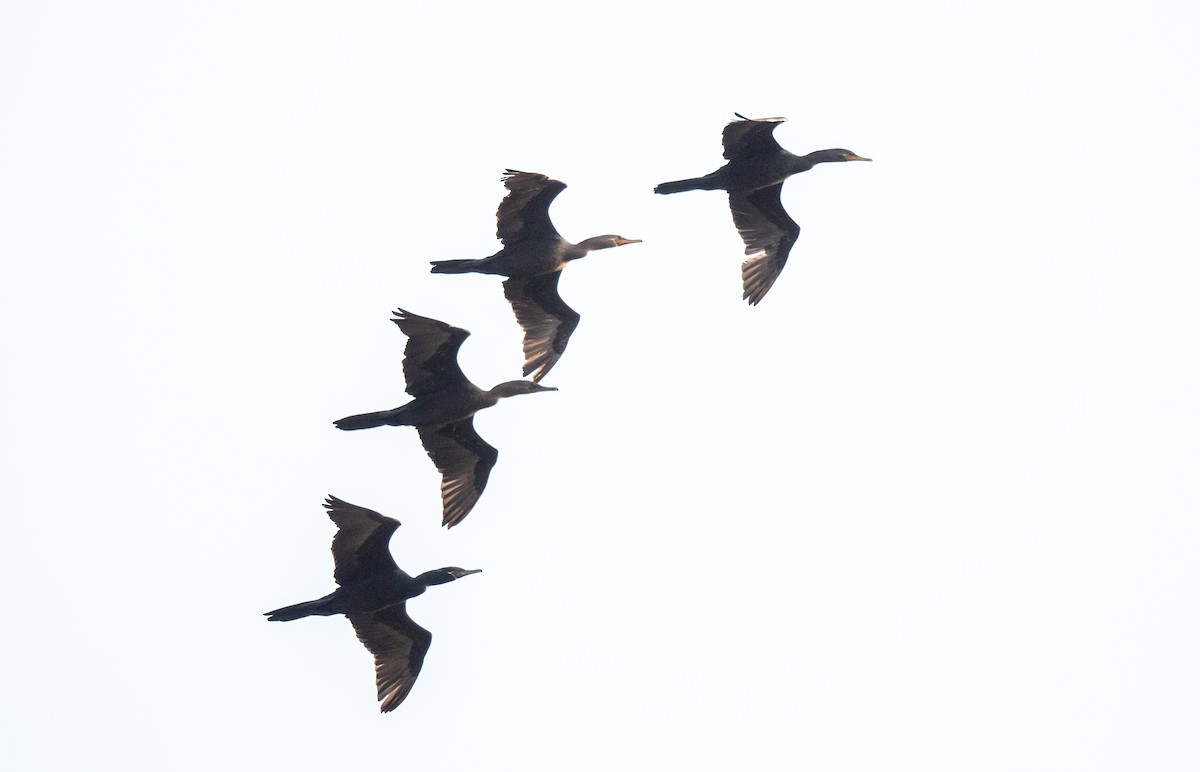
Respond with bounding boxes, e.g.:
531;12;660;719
405;389;483;427
501;240;572;276
331;574;423;615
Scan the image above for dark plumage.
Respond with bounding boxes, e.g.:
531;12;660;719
265;496;482;713
655;114;871;305
334;308;557;527
431;170;641;381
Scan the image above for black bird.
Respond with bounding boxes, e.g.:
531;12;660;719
334;308;556;527
655;114;871;305
430;170;641;382
265;496;482;713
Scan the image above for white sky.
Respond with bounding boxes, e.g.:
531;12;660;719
2;1;1198;770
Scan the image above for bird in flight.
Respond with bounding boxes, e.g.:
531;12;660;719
431;170;641;381
334;308;557;527
655;114;870;305
265;496;482;712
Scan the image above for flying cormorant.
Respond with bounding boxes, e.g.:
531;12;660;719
334;308;557;527
430;170;641;381
265;496;482;712
655;114;870;305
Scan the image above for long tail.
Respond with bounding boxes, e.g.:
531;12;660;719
654;177;713;194
264;598;334;622
430;259;486;274
333;409;408;431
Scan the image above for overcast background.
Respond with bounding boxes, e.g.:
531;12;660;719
2;2;1198;770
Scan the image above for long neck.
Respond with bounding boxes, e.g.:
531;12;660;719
414;570;450;588
787;151;823;175
486;380;540;401
572;236;618;256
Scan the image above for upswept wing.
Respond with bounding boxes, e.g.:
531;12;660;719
722;115;787;162
391;309;472;398
417;419;499;528
496;170;567;245
347;603;433;713
728;183;801;305
502;273;581;382
324;496;401;587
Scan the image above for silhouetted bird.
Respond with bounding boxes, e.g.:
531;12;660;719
430;170;641;381
334;308;556;527
265;496;482;713
655;114;871;305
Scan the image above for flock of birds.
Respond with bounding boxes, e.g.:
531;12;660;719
265;114;872;712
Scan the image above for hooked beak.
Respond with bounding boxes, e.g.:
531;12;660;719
454;568;483;578
614;238;642;246
845;154;872;162
532;384;559;392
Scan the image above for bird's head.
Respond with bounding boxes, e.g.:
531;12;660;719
489;380;559;399
578;235;643;253
813;149;872;164
418;567;483;586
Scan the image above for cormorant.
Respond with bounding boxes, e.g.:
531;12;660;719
655;114;871;305
334;308;557;527
430;170;641;382
265;496;482;713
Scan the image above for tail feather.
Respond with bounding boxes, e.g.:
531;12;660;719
654;177;710;195
430;259;484;274
333;409;407;431
265;598;333;622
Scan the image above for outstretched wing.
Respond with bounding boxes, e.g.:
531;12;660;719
347;603;433;713
496;170;567;245
324;496;401;587
728;183;801;305
722;115;787;162
390;308;472;398
502;273;581;382
417;419;499;528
